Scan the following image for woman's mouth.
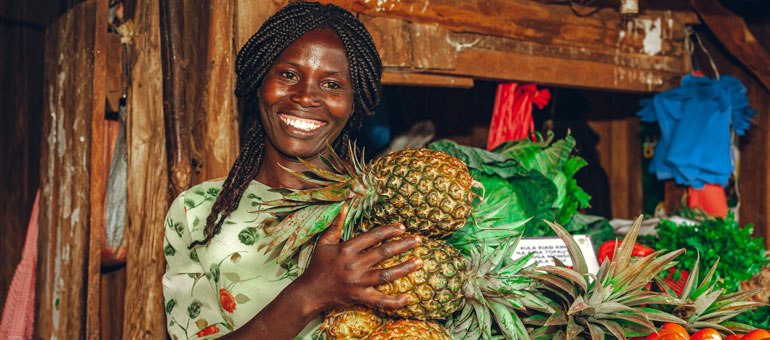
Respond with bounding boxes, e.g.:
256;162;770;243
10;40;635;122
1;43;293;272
278;113;326;133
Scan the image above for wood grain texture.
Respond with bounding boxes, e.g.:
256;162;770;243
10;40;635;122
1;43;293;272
87;0;108;338
382;71;474;88
122;0;170;338
36;2;96;338
195;0;239;182
692;0;770;92
317;0;688;56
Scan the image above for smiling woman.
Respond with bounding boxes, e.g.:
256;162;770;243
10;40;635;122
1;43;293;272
161;2;424;340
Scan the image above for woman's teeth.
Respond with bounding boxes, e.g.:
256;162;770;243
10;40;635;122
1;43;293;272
280;115;322;131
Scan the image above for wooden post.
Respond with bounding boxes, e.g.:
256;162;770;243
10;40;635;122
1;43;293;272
87;0;109;338
122;0;170;338
161;0;191;198
36;2;97;338
191;0;239;184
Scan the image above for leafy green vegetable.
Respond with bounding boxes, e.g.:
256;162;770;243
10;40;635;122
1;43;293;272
492;132;591;225
639;212;770;294
734;306;770;330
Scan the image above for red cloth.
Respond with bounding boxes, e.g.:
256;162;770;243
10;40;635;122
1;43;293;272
688;184;728;218
487;83;551;150
0;191;39;340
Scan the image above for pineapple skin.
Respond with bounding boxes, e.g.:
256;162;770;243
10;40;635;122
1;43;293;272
373;235;468;320
368;149;475;237
366;319;452;340
322;305;384;340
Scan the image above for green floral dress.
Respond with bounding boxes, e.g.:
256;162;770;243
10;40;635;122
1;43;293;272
162;179;321;339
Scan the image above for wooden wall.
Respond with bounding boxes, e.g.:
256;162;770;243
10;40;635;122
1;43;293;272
0;0;60;313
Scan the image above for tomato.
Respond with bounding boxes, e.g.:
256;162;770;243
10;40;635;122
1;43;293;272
662;322;690;339
743;329;770;340
691;328;723;340
725;334;744;340
647;331;687;340
598;241;655;264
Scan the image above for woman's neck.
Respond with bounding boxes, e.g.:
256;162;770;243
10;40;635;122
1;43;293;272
254;139;331;190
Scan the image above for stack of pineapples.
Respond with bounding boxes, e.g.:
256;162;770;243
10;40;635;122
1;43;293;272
260;144;764;340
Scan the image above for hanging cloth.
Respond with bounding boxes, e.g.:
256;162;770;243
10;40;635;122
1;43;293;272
637;75;756;188
487;83;550;150
0;191;39;340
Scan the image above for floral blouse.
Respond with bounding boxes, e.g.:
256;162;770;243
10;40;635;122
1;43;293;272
162;179;321;339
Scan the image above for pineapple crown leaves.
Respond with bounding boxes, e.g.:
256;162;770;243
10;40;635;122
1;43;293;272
255;142;377;264
447;237;544;340
527;216;688;340
653;252;767;334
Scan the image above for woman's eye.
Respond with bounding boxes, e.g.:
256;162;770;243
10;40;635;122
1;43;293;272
280;71;297;80
323;81;342;90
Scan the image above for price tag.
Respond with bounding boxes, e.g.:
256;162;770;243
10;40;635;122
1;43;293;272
512;235;601;274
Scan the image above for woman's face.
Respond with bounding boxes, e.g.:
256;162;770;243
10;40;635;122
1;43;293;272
257;28;354;159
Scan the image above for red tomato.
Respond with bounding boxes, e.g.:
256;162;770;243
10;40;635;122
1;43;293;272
662;323;690;339
598;241;655;264
743;329;770;340
660;334;688;340
691;328;723;340
725;334;744;340
648;331;687;340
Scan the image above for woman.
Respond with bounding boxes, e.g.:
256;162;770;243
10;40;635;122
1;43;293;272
162;3;422;339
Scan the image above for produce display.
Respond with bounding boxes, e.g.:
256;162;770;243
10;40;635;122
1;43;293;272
260;141;767;340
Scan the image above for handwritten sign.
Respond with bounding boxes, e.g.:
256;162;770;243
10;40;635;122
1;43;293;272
512;235;601;274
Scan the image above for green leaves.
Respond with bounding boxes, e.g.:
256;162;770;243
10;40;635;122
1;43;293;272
640;212;770;294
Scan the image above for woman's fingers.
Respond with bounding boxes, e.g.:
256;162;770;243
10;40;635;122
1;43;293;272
361;288;414;310
342;223;406;253
360;235;421;267
317;204;349;245
361;256;422;287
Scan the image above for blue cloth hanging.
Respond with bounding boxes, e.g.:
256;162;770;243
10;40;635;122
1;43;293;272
638;75;756;189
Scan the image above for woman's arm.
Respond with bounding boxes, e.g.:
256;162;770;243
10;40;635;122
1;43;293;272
220;204;422;340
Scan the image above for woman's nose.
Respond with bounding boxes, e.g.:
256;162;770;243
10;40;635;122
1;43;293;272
289;81;321;107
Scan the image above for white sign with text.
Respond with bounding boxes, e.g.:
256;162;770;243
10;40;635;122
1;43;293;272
512;235;601;274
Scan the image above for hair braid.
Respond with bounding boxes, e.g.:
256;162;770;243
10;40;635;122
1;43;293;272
193;2;382;248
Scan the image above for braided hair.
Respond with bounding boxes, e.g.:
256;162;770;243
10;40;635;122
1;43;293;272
191;2;382;248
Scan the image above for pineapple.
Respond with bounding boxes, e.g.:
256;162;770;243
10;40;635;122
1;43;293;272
366;319;451;340
372;234;549;340
525;216;688;340
259;143;481;263
320;305;385;340
652;253;765;335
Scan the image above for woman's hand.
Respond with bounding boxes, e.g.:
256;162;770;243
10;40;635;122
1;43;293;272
294;204;423;313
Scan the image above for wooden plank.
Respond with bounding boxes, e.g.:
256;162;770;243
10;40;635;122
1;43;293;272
101;267;127;340
692;0;770;92
317;0;687;57
194;0;239;182
443;48;682;92
359;15;412;68
234;0;288;51
382;71;473;88
161;0;192;197
122;0;170;338
87;0;108;338
36;2;96;338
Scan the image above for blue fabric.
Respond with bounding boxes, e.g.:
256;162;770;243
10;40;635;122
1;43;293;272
638;75;756;189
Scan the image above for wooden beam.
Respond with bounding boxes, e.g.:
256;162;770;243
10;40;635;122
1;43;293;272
36;2;96;338
382;71;474;88
193;0;239;183
691;0;770;92
319;0;687;57
87;0;108;338
356;11;687;92
122;0;169;338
